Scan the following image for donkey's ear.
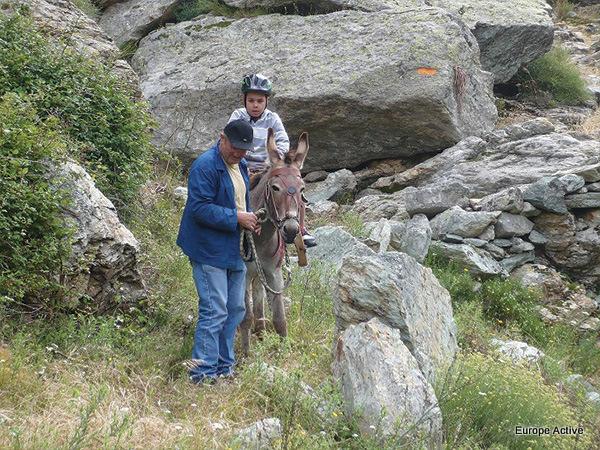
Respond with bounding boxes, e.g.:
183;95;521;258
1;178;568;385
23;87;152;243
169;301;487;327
267;128;284;167
292;132;309;170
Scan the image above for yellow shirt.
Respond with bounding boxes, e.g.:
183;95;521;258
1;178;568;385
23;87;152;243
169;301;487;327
226;162;247;212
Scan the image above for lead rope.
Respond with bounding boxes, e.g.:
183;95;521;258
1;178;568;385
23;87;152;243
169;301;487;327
240;208;293;295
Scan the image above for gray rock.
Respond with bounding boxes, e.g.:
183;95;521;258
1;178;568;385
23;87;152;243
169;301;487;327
372;120;600;197
495;213;534;238
510;237;535;253
522;177;568;214
529;230;548;245
333;319;443;444
4;0;138;87
334;252;458;383
477;187;524;214
304;170;328;183
564;192;600;209
442;234;464;243
522;202;541;217
500;252;535;272
58;161;146;306
355;188;382;200
492;238;513;248
132;9;497;170
349;192;409;222
430;206;500;239
404;184;469;217
99;0;183;47
306;200;339;219
388;214;432;262
173;186;188;201
559;174;586;194
490;338;545;366
478;225;495;241
234;418;282;448
430;241;505;277
533;212;600;287
365;219;392;253
309;226;374;271
305;169;357;203
586;182;600;192
484;242;505;259
464;238;487;247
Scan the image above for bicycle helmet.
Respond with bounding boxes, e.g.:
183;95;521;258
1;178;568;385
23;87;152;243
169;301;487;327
241;73;273;96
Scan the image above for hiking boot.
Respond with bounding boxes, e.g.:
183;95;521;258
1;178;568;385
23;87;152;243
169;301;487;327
302;232;317;248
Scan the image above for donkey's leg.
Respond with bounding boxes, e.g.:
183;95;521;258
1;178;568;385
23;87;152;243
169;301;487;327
239;279;254;357
265;269;287;338
253;282;267;336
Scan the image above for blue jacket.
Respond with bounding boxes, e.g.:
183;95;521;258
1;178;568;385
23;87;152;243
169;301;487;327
177;143;251;270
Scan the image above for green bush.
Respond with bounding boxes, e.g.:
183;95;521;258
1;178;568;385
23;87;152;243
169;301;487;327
0;10;154;211
71;0;100;19
0;94;72;304
481;278;547;345
438;352;593;449
520;47;591;106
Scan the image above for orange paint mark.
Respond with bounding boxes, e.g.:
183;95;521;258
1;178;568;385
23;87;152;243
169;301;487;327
417;67;438;76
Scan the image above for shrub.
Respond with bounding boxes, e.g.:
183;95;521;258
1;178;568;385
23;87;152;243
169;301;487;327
480;278;547;345
519;47;591;106
438;352;592;449
0;10;154;212
552;0;574;21
0;94;73;304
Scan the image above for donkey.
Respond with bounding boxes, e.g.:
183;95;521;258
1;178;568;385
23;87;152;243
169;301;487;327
239;128;309;356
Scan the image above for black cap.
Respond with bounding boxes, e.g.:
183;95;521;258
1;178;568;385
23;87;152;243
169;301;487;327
224;119;253;151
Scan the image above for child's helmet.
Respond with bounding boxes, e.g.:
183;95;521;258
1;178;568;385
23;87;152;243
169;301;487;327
242;74;272;96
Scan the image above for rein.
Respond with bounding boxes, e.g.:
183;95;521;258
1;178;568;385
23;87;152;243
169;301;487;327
240;166;302;295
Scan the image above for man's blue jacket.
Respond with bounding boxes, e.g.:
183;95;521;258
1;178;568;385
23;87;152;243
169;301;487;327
177;143;251;270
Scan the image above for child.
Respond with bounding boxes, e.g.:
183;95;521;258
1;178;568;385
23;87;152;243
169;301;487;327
228;73;316;248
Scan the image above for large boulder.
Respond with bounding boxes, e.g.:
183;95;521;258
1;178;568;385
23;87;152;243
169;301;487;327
373;119;600;197
59;162;146;306
225;0;553;83
429;0;554;83
333;318;443;444
389;214;432;262
334;251;458;382
132;9;497;169
304;169;357;203
3;0;138;86
99;0;184;47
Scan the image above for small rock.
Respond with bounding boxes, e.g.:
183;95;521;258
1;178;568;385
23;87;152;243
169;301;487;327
478;187;524;213
492;238;513;248
430;242;505;277
174;186;188;200
510;237;535;253
529;230;548;245
521;202;541;217
522;177;568;214
565;192;600;209
495;213;534;238
234;418;282;448
500;251;535;273
484;242;506;259
304;170;328;183
478;225;495;241
442;234;464;243
559;174;585;194
490;338;544;366
464;238;487;247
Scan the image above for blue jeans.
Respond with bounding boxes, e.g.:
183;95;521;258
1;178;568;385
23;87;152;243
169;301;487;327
189;261;246;382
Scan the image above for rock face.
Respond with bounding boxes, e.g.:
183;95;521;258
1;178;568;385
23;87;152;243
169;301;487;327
429;0;554;82
99;0;184;47
4;0;138;86
132;9;497;169
373;119;600;196
59;162;146;307
334;251;458;382
333;319;443;444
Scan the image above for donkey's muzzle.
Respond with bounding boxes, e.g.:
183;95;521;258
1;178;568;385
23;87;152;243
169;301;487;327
282;219;300;244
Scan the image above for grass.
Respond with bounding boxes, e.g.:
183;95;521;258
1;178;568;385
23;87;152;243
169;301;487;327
518;46;592;106
553;0;574;22
1;167;598;447
71;0;100;19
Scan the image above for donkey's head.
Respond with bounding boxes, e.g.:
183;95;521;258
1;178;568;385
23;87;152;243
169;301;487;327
262;128;309;244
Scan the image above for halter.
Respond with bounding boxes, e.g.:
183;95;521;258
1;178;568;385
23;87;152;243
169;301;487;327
264;166;303;231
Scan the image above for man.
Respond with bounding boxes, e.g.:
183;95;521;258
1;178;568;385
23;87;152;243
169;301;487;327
177;119;260;384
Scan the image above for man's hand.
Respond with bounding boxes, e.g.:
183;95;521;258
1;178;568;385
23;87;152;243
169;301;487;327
237;211;259;231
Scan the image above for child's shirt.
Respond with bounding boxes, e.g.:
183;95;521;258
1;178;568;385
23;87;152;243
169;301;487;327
228;107;290;171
